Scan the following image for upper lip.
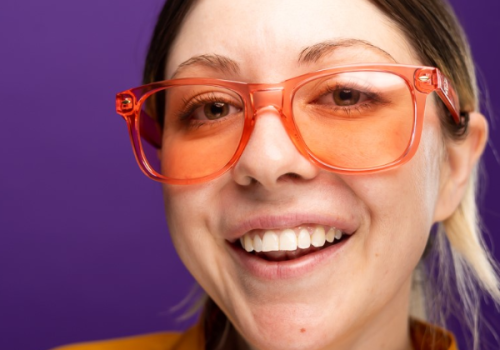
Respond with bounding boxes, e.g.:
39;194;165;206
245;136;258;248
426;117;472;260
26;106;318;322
224;211;359;243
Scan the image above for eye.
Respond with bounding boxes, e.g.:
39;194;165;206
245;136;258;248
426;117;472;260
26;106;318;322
187;98;242;122
203;101;230;120
332;89;361;106
316;88;368;107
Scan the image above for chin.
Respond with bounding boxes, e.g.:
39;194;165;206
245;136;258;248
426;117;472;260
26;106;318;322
236;307;343;350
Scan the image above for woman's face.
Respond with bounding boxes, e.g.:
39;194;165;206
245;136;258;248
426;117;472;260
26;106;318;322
163;0;449;349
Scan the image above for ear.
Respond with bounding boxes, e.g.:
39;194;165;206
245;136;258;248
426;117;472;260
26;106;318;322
433;112;488;222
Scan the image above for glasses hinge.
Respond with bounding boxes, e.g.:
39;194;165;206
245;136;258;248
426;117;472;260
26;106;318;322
414;68;438;93
116;93;135;115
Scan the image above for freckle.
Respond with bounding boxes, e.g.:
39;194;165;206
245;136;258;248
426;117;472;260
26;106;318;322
375;253;380;257
300;328;306;333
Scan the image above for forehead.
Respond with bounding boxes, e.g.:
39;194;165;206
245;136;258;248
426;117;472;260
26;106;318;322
167;0;419;81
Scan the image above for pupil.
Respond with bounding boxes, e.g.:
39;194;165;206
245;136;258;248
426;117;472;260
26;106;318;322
204;102;229;120
339;90;352;100
334;89;360;106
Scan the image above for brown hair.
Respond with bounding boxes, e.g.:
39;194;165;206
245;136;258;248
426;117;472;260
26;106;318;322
143;0;500;349
143;0;195;85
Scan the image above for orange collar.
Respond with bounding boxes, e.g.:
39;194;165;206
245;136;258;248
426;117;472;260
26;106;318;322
410;319;458;350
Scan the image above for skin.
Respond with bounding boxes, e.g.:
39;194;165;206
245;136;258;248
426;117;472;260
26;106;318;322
161;0;488;349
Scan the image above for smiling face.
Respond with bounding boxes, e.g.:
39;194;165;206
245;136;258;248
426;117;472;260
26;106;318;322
161;0;448;349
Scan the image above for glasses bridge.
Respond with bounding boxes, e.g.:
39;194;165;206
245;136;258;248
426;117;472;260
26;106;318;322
249;88;284;115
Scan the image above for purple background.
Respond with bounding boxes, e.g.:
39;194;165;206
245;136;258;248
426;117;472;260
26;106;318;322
0;1;498;349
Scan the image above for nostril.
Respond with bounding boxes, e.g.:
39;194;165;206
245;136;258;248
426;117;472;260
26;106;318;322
274;172;305;184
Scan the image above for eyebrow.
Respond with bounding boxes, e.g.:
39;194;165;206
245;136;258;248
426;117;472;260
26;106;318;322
170;39;396;79
298;39;397;64
170;54;240;79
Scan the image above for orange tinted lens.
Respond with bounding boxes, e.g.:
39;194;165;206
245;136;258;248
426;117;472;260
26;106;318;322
139;85;245;180
293;71;414;169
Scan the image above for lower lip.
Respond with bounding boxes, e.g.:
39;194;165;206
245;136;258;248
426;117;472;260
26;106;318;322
227;235;352;280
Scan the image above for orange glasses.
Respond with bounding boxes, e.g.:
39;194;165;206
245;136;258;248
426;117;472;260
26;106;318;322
116;64;461;185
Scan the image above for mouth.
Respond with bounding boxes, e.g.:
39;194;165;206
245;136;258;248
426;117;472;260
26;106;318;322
233;225;351;262
225;214;358;279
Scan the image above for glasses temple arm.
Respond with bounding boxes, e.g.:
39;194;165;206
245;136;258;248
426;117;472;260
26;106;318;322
434;70;462;124
139;110;162;149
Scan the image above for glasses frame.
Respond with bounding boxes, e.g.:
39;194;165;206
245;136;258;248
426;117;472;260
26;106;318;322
116;64;461;185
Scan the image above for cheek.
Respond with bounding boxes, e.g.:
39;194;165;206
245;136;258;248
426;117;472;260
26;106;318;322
161;182;231;300
350;121;444;277
162;184;210;272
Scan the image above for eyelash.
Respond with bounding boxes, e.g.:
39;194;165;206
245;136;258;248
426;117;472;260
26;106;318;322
175;93;241;129
315;81;388;115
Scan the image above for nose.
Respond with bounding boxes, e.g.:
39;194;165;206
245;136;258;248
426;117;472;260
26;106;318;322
232;90;319;189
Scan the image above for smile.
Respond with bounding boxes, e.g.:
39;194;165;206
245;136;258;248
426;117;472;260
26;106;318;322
228;226;353;280
238;225;348;261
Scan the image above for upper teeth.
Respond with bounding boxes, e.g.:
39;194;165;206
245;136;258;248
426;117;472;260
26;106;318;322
239;226;343;253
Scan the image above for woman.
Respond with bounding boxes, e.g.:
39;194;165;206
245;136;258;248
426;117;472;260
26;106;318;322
57;0;500;349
